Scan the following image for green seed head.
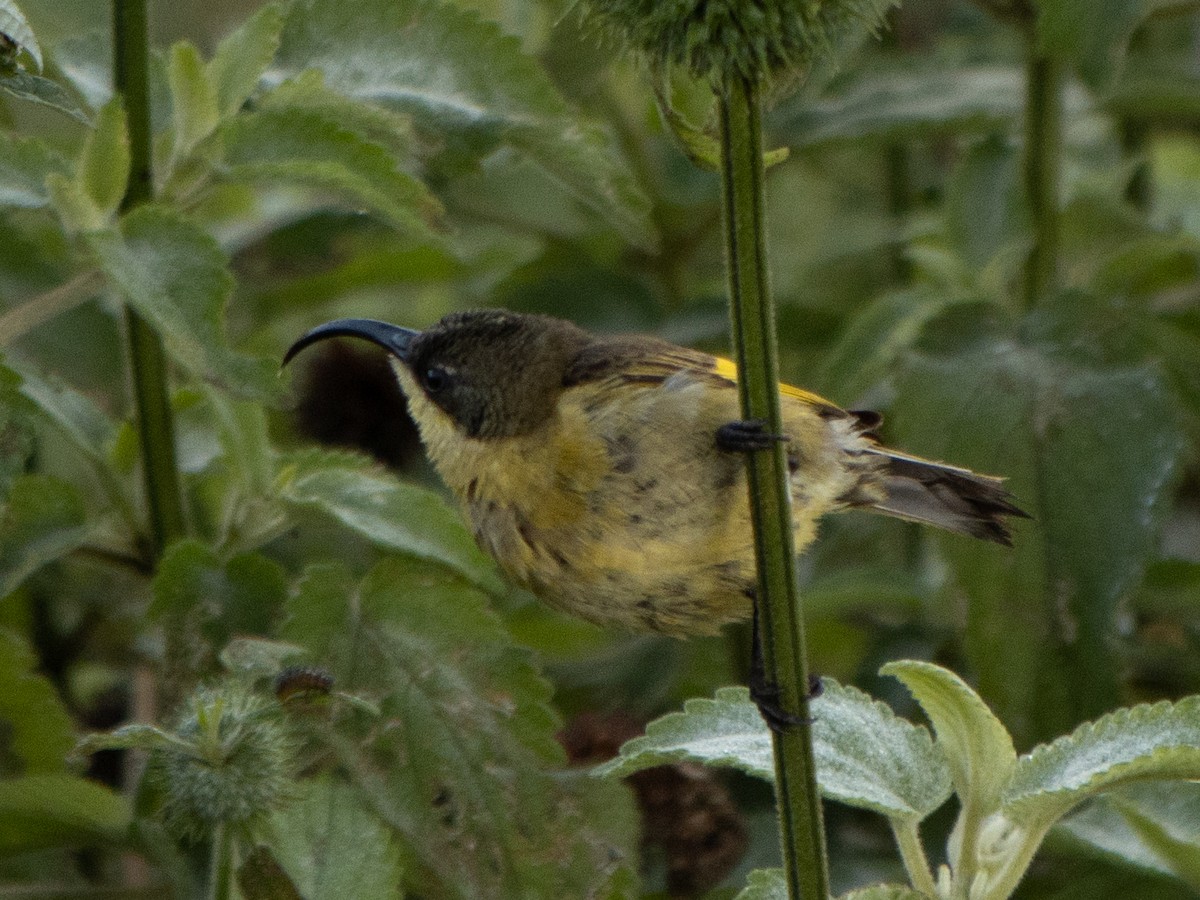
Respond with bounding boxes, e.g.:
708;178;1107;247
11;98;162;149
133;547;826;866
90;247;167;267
149;683;297;842
578;0;896;84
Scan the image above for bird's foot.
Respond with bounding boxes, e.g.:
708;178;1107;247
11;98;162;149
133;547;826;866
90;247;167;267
716;419;788;453
749;599;821;733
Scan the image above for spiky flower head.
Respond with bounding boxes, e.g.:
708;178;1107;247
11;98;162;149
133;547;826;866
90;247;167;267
148;683;297;842
578;0;896;85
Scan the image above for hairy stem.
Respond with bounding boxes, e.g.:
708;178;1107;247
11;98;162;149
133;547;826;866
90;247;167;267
114;0;186;557
893;819;937;898
1021;53;1063;308
718;73;829;900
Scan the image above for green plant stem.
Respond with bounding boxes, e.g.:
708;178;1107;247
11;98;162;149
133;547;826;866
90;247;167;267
892;820;937;898
208;823;234;900
718;73;828;900
0;271;103;348
1021;52;1062;308
114;0;186;559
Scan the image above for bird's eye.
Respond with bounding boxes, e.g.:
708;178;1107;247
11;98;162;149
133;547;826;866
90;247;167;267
423;366;449;393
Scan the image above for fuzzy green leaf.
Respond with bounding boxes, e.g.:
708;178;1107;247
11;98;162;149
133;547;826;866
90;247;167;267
593;686;773;780
894;308;1186;744
0;70;91;122
151;539;287;648
0;474;89;598
840;886;932;900
736;868;786;900
272;0;655;249
3;361;130;518
597;681;951;821
207;3;283;117
775;64;1022;148
168;41;220;161
1004;695;1200;826
0;773;129;853
276;450;504;596
281;560;639;899
258;70;415;158
883;661;1015;814
0;133;71;208
255;776;403;900
74;722;188;756
1056;783;1200;888
737;870;931;900
77;97;130;227
218;107;439;241
0;628;75;774
87;204;278;400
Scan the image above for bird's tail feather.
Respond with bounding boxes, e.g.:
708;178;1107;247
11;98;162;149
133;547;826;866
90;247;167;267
863;448;1029;546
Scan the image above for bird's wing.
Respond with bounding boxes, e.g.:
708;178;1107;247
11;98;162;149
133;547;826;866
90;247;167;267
565;336;855;420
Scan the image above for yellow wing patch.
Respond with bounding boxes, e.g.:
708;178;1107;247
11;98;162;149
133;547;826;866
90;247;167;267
710;356;841;410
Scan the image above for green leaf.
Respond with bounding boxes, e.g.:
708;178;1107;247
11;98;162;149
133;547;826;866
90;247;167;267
815;287;958;400
255;776;403;900
2;360;132;522
0;773;129;853
1056;783;1200;888
276;450;504;596
894;308;1186;743
774;64;1022;148
272;0;655;249
736;868;786;900
238;846;304;900
207;3;283;117
839;886;932;900
0;474;89;598
168;41;220;162
597;681;952;821
218;107;440;241
593;685;773;781
0;133;71;208
0;0;41;71
282;560;638;899
87;204;279;400
736;870;932;900
1112;794;1200;890
1004;695;1200;826
1036;0;1153;91
152;538;287;647
74;722;188;757
0;70;92;123
77;97;130;227
943;137;1028;276
882;661;1015;814
0;628;75;774
259;70;415;158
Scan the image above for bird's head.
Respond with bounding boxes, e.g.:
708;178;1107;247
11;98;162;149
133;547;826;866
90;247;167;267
284;309;590;440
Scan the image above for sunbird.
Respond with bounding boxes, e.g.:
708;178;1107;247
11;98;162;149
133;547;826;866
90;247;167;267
285;309;1025;643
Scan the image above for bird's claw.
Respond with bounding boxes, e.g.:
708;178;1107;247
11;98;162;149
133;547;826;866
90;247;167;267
716;419;788;453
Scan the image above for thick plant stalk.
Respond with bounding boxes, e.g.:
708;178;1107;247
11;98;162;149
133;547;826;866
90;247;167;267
718;73;829;899
1021;52;1063;307
114;0;186;556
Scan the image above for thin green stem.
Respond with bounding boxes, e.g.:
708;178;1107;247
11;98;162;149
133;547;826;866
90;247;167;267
114;0;186;559
718;74;828;900
208;823;234;900
0;271;104;347
892;819;937;898
1021;53;1063;308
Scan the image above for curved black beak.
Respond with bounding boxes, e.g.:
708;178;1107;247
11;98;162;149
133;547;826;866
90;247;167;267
283;318;419;367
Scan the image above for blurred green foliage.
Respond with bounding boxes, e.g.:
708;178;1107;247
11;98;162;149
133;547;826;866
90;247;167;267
1;0;1200;896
